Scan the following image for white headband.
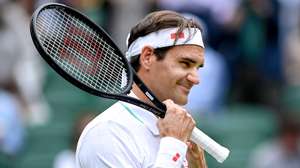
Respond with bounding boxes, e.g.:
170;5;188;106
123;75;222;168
125;27;204;60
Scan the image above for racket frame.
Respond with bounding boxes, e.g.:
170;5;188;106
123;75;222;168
30;3;166;117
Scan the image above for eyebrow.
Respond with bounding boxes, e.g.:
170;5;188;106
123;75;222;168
181;57;204;68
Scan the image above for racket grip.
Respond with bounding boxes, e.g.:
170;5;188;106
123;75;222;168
190;127;230;163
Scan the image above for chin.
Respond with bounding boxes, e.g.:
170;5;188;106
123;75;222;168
174;97;188;105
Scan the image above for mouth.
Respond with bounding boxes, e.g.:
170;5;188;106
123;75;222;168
176;80;193;95
178;85;191;94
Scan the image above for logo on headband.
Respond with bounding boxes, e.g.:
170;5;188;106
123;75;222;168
170;32;185;39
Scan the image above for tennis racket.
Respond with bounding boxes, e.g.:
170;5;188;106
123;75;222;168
30;3;229;163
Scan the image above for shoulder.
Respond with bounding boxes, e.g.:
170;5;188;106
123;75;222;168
80;102;144;138
78;102;134;139
76;102;146;149
76;102;145;167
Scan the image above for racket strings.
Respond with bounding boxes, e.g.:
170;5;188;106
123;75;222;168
39;10;124;84
37;10;125;92
36;8;129;94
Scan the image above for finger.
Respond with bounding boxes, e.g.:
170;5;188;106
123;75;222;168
186;113;196;129
188;140;198;150
162;99;174;107
186;141;193;149
162;99;177;115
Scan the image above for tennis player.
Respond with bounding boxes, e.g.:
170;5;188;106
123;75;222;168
76;10;207;168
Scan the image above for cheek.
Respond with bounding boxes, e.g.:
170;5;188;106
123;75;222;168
162;65;179;80
153;62;186;83
169;65;188;80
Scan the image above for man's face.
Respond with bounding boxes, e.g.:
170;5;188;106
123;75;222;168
146;45;204;105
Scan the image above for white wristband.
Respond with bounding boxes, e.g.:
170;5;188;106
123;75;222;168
154;137;188;168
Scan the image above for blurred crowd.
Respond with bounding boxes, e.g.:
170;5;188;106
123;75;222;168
0;0;300;168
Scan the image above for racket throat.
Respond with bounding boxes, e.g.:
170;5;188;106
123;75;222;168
132;73;167;112
145;91;154;101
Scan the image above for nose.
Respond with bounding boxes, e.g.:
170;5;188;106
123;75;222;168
187;70;200;85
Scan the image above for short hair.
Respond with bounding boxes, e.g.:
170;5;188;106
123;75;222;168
127;10;202;72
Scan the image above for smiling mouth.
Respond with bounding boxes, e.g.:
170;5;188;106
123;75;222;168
178;85;191;94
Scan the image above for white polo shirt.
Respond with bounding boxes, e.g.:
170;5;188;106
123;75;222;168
76;95;189;168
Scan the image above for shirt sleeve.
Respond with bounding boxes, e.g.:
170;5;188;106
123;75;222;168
154;137;188;168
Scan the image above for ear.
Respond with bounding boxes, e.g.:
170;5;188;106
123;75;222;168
139;46;156;70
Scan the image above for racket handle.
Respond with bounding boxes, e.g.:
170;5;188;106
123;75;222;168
190;127;230;163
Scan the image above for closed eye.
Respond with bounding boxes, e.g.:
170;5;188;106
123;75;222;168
180;61;191;68
180;60;203;70
179;57;204;69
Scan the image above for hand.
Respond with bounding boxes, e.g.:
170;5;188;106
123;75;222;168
157;99;195;143
186;141;207;168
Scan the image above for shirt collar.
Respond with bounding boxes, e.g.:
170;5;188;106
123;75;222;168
121;92;160;136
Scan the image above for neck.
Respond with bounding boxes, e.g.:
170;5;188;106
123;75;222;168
132;84;155;107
